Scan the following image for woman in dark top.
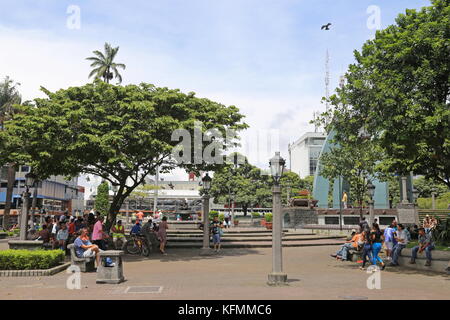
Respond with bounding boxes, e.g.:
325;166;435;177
360;230;372;270
370;224;385;270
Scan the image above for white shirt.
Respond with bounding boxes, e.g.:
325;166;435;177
396;229;409;245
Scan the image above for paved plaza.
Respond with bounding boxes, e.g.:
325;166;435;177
0;242;448;300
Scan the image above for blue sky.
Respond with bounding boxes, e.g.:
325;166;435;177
0;0;429;190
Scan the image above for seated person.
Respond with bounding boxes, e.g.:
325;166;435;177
390;224;408;266
35;224;50;243
55;222;69;250
111;220;126;249
130;221;142;235
331;230;362;261
73;228;102;267
410;227;435;266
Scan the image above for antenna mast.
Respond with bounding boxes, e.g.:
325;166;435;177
325;49;331;127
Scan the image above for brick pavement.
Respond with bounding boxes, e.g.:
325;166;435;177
0;245;448;300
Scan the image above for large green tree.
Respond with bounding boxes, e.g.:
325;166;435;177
0;76;22;230
325;0;450;188
2;81;247;228
86;43;126;84
209;155;272;215
95;181;110;215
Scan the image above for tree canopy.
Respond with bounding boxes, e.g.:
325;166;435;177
322;0;450;188
1;81;247;227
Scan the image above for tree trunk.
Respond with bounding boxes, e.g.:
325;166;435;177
243;204;248;216
2;163;16;230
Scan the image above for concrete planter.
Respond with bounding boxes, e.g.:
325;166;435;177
8;240;44;250
0;232;8;240
398;248;450;274
0;262;70;277
265;222;273;230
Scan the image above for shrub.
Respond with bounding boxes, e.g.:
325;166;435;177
0;250;65;270
265;213;273;223
418;192;450;209
218;213;225;222
209;210;219;220
251;212;261;218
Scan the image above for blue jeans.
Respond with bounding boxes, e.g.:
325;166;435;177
361;243;372;268
391;243;406;265
371;242;383;265
336;243;353;260
412;244;435;261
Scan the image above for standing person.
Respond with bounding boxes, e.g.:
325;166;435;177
342;191;348;209
383;223;396;261
224;211;230;229
135;211;144;223
210;216;223;253
370;224;386;270
359;230;373;270
359;217;369;233
157;216;168;255
92;215;109;250
390;224;408;266
410;228;435;266
56;222;69;250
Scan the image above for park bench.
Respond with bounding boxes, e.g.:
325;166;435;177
397;248;450;274
67;244;96;272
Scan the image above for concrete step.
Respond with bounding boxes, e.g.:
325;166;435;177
166;238;345;249
166;232;315;238
167;235;344;242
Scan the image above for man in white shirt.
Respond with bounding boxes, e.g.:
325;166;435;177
390;224;409;266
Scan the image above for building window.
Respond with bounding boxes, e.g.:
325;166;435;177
325;217;340;225
21;166;30;173
309;159;318;176
379;217;397;226
343;217;360;225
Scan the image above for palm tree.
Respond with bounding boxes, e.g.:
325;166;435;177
86;42;126;84
0;76;21;230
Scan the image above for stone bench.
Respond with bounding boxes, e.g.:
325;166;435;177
0;232;8;240
398;248;450;274
67;244;95;272
96;250;125;284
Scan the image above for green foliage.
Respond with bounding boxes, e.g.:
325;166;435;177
209;210;219;220
95;181;110;215
414;176;449;198
218;213;225;222
281;171;313;204
209;153;272;215
1;81;247;228
418;192;450;209
432;218;450;245
317;0;450;188
0;250;65;270
264;213;273;223
251;212;261;218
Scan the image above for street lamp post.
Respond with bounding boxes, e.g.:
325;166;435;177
412;188;419;206
19;172;36;240
367;181;376;227
431;188;437;210
267;152;287;286
200;173;214;256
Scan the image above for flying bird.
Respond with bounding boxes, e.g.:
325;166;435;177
321;23;332;30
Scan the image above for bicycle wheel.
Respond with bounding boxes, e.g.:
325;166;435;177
141;244;150;257
125;240;140;255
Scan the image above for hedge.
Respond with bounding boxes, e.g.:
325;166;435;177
0;250;65;270
264;213;273;223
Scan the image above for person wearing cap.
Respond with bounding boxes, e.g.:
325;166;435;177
331;230;362;261
111;220;126;249
130;220;142;235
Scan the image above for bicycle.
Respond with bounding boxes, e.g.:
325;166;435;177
124;234;151;256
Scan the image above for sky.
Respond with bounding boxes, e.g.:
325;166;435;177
0;0;429;197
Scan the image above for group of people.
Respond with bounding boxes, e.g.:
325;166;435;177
128;211;169;255
332;216;436;269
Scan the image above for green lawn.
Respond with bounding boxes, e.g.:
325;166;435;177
406;241;450;251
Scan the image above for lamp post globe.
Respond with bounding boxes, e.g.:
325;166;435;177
202;173;212;192
269;152;286;185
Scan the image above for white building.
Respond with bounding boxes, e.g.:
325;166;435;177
288;132;327;178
